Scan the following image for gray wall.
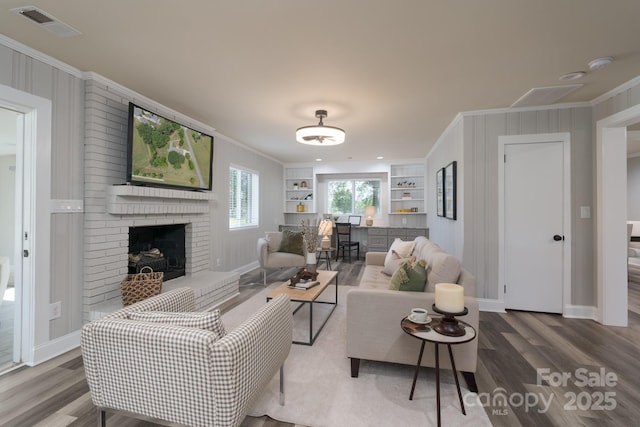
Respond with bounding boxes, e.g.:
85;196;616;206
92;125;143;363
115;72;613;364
429;106;594;305
210;135;284;272
426;118;464;258
0;43;85;340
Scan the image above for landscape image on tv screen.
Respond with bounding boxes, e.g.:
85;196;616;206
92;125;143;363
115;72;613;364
129;104;213;190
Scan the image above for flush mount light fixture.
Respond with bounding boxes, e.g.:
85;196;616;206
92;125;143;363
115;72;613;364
588;56;613;70
559;71;586;81
296;110;345;146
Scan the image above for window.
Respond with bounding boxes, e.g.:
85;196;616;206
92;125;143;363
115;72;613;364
229;165;259;229
327;179;380;215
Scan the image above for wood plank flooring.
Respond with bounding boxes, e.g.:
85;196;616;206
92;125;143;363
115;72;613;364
1;259;638;427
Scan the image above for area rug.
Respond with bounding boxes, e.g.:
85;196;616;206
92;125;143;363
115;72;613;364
221;284;492;427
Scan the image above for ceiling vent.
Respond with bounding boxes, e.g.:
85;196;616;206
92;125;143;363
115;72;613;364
511;84;583;108
11;6;81;37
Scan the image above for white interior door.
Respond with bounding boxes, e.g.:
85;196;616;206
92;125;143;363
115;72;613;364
502;139;567;313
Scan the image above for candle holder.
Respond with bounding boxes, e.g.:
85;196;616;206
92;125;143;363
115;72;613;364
431;304;468;337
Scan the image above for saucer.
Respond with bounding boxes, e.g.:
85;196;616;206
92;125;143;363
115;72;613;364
408;315;432;324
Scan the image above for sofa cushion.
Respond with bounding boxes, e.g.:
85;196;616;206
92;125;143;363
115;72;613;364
278;229;304;255
389;259;428;292
425;251;462;292
129;310;227;337
383;239;416;275
359;265;394;290
265;232;282;252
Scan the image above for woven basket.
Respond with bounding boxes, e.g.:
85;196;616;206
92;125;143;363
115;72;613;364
120;266;164;306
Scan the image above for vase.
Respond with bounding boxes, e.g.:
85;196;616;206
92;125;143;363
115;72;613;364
306;252;317;273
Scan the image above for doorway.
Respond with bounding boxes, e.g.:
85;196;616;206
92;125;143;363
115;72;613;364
0;107;20;371
0;83;52;368
499;133;572;314
597;103;640;326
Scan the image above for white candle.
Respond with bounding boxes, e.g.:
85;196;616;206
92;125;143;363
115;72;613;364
435;283;464;313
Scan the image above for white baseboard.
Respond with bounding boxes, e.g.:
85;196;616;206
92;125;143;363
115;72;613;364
477;298;506;312
30;330;81;366
234;261;260;276
563;304;598;320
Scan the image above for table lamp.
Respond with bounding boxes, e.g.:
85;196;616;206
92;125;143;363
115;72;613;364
318;219;333;249
365;205;376;226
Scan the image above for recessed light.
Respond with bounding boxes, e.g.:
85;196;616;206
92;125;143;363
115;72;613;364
588;56;613;71
559;71;586;81
315;158;322;162
376;156;384;160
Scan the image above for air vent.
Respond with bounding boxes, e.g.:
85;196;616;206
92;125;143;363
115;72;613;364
19;8;53;24
511;84;583;108
11;6;81;37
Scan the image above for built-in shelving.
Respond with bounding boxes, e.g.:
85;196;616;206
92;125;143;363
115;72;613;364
389;164;426;215
284;167;315;214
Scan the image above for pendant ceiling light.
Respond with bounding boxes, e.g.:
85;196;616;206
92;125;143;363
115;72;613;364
296;110;345;146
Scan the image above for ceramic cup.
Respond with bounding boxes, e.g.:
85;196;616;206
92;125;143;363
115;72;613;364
410;307;428;323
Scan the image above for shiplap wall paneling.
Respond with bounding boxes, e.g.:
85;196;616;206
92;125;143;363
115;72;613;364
463;106;593;304
0;45;85;340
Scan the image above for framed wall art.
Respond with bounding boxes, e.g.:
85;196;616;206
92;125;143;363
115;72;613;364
444;161;457;220
436;167;445;217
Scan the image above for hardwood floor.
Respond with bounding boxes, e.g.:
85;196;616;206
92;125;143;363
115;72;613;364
1;260;638;427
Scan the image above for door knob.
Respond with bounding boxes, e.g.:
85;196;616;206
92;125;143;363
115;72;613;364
553;235;563;241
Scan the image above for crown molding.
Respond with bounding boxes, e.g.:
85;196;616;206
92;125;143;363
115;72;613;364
460;101;592;118
591;75;640;106
0;33;84;78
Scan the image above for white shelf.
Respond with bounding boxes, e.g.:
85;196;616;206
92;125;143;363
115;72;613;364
284;167;315;213
389;163;425;216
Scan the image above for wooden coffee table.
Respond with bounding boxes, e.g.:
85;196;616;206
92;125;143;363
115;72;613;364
266;269;338;345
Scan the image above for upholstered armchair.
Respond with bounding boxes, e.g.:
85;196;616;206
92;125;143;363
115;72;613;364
257;231;307;285
81;287;293;427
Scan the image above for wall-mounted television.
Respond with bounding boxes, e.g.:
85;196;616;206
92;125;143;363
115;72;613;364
126;102;214;191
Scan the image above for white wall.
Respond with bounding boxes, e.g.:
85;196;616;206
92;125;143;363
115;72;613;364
627;156;640;220
0;155;16;264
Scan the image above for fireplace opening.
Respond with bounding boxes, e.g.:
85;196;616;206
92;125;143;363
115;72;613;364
128;224;186;281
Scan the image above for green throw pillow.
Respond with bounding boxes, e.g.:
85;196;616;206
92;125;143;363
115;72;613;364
389;259;427;292
278;229;304;255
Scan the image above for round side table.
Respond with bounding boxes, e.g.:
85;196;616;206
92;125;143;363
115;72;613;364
315;247;334;270
401;316;476;427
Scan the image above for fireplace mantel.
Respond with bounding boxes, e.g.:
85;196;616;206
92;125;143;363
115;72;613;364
107;185;216;215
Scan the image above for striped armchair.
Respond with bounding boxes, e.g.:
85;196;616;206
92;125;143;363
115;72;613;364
81;287;293;427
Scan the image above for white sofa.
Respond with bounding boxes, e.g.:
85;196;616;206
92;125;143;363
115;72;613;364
81;287;293;427
346;236;479;392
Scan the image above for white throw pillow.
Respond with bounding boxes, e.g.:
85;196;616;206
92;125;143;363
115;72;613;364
129;310;226;337
383;239;416;276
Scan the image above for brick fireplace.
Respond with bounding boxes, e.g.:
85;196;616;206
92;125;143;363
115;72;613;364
83;80;218;321
83;185;215;321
